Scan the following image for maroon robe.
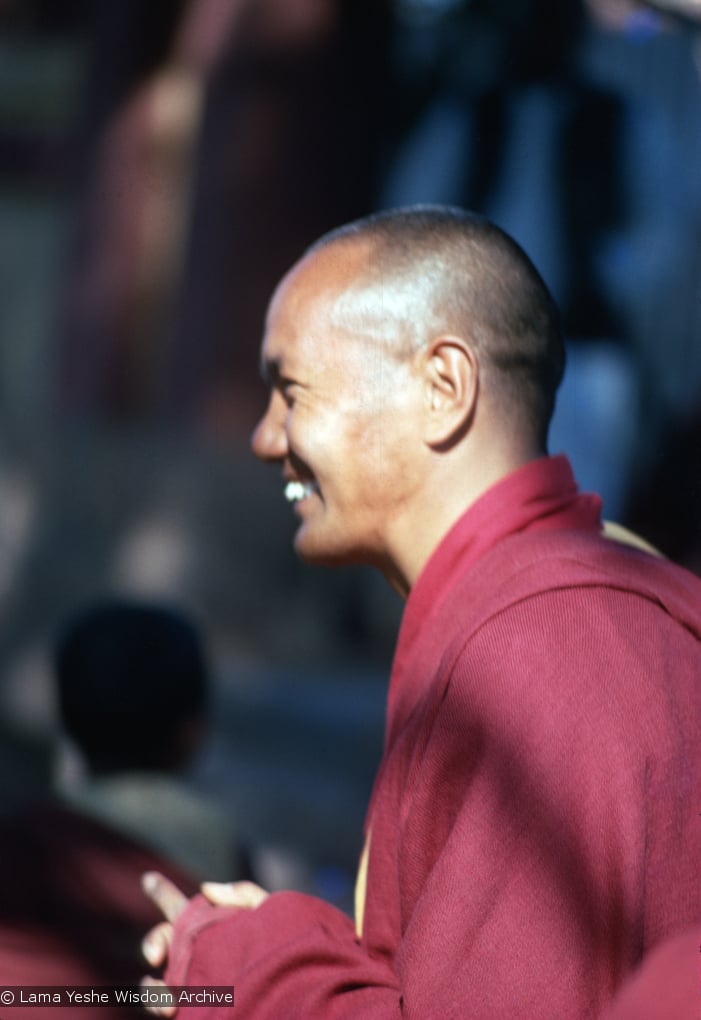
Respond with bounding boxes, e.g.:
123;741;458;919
160;456;701;1018
0;799;199;1017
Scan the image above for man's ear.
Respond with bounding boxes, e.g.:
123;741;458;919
421;336;478;448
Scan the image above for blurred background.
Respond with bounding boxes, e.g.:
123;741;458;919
0;0;699;912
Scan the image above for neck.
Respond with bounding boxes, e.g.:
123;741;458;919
385;442;545;598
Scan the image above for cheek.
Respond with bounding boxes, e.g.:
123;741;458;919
287;404;347;470
354;403;422;494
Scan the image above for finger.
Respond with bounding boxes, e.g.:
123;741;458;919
142;871;189;922
201;879;269;910
141;921;174;969
140;976;177;1019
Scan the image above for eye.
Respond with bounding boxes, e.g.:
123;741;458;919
280;378;299;407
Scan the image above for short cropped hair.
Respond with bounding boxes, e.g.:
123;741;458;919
310;205;565;448
55;600;208;773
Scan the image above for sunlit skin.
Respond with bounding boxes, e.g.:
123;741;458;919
140;874;268;1018
251;237;540;597
251;241;432;593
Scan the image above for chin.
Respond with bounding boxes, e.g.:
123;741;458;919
293;531;368;569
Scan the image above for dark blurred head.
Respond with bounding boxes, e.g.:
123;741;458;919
54;600;208;775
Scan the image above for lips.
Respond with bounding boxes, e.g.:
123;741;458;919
284;480;319;503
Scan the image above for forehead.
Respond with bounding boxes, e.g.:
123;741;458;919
261;239;376;376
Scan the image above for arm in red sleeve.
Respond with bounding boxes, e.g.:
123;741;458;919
596;926;701;1020
164;891;402;1019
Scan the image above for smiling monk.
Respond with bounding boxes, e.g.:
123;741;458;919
142;206;701;1019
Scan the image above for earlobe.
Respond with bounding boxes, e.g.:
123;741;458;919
423;337;478;448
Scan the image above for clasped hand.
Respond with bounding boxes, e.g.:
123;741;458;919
140;872;269;1017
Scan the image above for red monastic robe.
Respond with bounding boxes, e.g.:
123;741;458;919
161;457;701;1018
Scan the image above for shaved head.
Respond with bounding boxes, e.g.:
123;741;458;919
306;205;565;449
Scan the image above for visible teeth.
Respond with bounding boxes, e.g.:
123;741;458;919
285;481;305;502
285;481;316;503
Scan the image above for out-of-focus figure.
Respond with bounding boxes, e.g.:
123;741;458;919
0;599;246;1012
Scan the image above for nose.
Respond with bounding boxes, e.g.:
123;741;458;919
250;392;288;463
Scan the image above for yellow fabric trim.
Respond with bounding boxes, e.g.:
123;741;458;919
602;520;663;558
354;830;371;938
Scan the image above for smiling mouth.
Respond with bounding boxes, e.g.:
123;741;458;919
284;480;319;504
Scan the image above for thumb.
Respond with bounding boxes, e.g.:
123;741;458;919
200;880;269;910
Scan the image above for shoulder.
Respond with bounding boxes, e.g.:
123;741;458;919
444;526;701;647
433;529;701;738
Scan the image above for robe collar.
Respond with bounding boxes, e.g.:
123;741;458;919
389;455;602;722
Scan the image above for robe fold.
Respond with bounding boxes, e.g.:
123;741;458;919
163;456;701;1018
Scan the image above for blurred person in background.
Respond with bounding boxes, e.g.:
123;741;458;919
0;599;249;1009
53;599;248;883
